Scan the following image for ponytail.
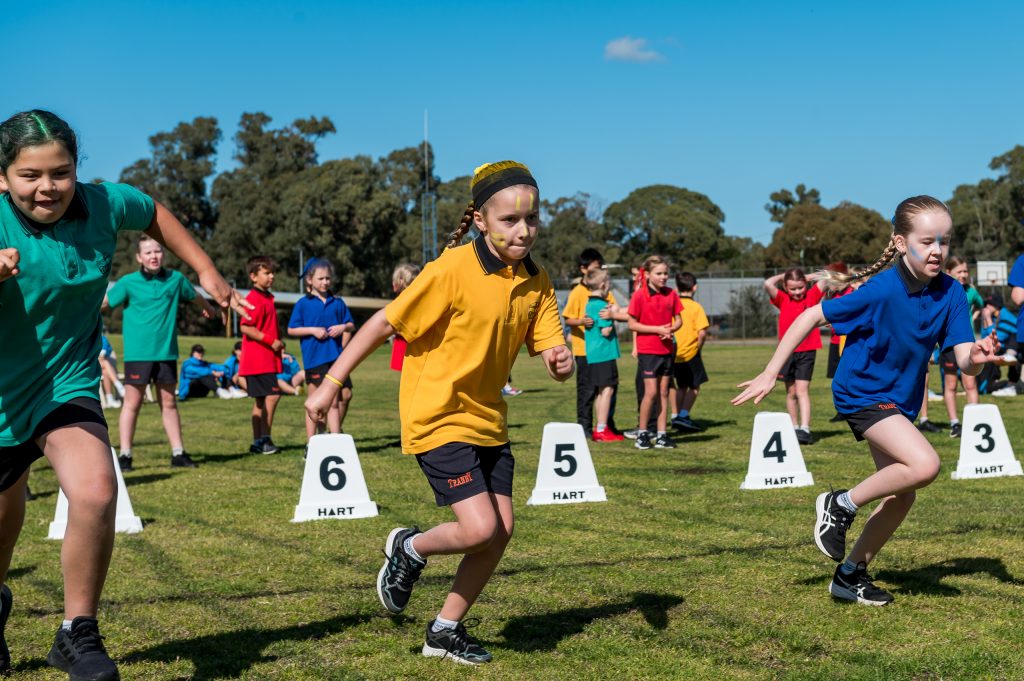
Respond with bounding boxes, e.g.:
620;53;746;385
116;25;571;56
815;238;898;289
445;201;476;250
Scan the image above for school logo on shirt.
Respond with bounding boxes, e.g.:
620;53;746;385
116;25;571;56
448;472;473;488
528;302;538;320
95;253;112;276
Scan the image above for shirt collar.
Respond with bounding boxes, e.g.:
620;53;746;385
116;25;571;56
140;267;168;281
251;286;273;298
895;256;928;294
472;233;539;277
4;183;89;235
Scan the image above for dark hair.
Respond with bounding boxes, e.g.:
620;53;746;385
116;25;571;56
782;267;807;284
0;110;79;172
247;255;276;276
584;267;610;291
676;272;697;292
303;257;334;292
578;248;604;270
446;202;477;250
819;195;949;288
944;255;967;272
233;341;243;351
191;344;205;354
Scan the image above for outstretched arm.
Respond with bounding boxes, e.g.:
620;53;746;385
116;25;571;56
732;304;827;406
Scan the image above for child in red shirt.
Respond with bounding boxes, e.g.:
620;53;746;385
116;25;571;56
389;263;421;372
240;256;285;454
764;268;826;444
628;255;682;451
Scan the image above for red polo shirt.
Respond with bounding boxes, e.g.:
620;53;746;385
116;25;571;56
771;286;825;352
240;287;283;375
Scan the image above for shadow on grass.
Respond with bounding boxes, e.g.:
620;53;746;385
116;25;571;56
198;450;255;464
123;473;175;488
877;557;1024;596
358;437;403;454
498;592;683;652
119;612;378;679
671;433;720;443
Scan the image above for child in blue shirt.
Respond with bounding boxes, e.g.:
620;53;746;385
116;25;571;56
178;344;231;400
583;268;623;442
287;258;355;436
277;352;304;395
733;195;1000;607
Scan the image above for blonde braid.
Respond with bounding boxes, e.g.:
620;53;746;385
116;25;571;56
816;238;898;289
445;201;476;250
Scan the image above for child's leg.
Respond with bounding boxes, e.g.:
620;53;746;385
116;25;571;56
118;384;146;453
638;377;658;432
304;383;320;438
0;470;29;588
594;386;612;427
962;372;979;404
656;375;671;431
155;384;184;450
413;492;512;622
845;441;918;566
785;380;798;426
670;384;681;416
336;387;352;430
252;397;266;440
263;394;282;436
327;391;342;434
942;370;959;421
794;379;811;427
682;387;700;413
846;416;940;508
42;423;117;618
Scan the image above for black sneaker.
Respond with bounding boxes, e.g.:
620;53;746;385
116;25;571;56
796;428;813;445
377;527;425;614
46;616;119;681
248;438;265;455
950;422;962;438
634;431;653;450
422;620;492;665
830;562;894;606
117;455;133;472
917;420;942;433
654;433;676;449
671;416;703;432
622;429;640;440
261;438;280;454
170;452;198;468
0;584;12;675
814;489;856;561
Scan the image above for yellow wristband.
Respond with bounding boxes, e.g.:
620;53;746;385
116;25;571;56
325;374;344;388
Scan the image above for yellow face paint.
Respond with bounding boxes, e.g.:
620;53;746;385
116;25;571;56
530;193;535;210
515;194;521;211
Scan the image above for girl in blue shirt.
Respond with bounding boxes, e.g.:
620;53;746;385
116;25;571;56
733;195;1000;606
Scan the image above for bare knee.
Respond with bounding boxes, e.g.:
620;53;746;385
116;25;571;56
911;455;941;487
67;477;117;519
458;516;500;552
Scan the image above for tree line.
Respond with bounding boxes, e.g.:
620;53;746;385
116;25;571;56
105;113;1024;295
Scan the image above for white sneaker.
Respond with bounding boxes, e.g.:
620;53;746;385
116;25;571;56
927;391;943;402
216;387;232;399
991;386;1018;397
229;386;248;399
104;395;122;409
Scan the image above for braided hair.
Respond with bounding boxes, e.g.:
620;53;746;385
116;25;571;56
445;202;476;250
816;195;949;289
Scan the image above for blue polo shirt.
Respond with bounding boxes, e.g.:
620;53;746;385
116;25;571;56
822;258;974;419
1008;255;1024;343
287;293;354;369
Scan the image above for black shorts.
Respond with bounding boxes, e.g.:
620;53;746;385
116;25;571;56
673;353;708;389
826;343;842;379
124;360;177;386
778;350;816;382
842;403;907;441
0;398;106;492
305;362;353;389
244;373;283;398
939;349;958;373
416;442;514;506
588;360;618;388
638;354;674;379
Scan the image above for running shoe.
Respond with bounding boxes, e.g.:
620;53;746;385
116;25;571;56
46;617;120;681
829;562;894;606
377;527;426;614
422;620;492;665
814;489;856;561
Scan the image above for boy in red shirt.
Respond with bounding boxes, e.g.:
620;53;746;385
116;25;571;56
240;256;285;454
764;268;826;444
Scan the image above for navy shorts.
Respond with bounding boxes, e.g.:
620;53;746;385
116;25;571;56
638;354;674;379
124;360;177;386
778;350;815;382
588;360;619;388
672;353;708;389
416;442;514;506
0;398;107;492
305;362;352;389
842;403;907;441
245;373;283;398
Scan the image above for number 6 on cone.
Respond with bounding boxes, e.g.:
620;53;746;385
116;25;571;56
293;434;378;521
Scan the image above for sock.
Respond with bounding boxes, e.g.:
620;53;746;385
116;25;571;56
105;392;116;401
431;615;459;632
678;409;689;419
950;418;960;426
596;424;606;432
254;437;264;446
839;559;859;575
799;425;810;432
919;418;929;424
670;413;678;420
114;380;125;395
61;619;73;630
837;491;858;513
120;449;131;458
657;431;666;437
403;536;424;563
172;448;184;457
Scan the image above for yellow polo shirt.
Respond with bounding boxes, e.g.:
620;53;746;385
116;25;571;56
563;283;616;357
385;235;565;454
673;297;710;362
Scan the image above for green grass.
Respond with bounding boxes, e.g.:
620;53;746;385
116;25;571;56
10;337;1024;680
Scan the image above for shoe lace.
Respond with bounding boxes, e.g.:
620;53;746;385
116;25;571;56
441;618;481;658
381;548;423;589
69;622;107;655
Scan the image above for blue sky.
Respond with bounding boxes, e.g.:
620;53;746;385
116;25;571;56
7;1;1023;244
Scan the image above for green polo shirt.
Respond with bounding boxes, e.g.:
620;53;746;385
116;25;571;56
106;269;195;361
0;182;154;447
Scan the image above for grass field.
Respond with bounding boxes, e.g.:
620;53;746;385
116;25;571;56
9;336;1024;680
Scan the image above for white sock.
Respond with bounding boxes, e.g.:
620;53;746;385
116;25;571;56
431;615;459;632
120;449;131;458
596;424;607;432
172;448;184;457
950;418;960;426
837;491;858;513
800;425;810;432
403;536;424;563
61;619;73;630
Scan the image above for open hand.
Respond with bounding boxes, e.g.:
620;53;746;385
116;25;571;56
732;371;778;406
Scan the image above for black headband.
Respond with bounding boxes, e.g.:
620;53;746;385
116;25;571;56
471;168;537;209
